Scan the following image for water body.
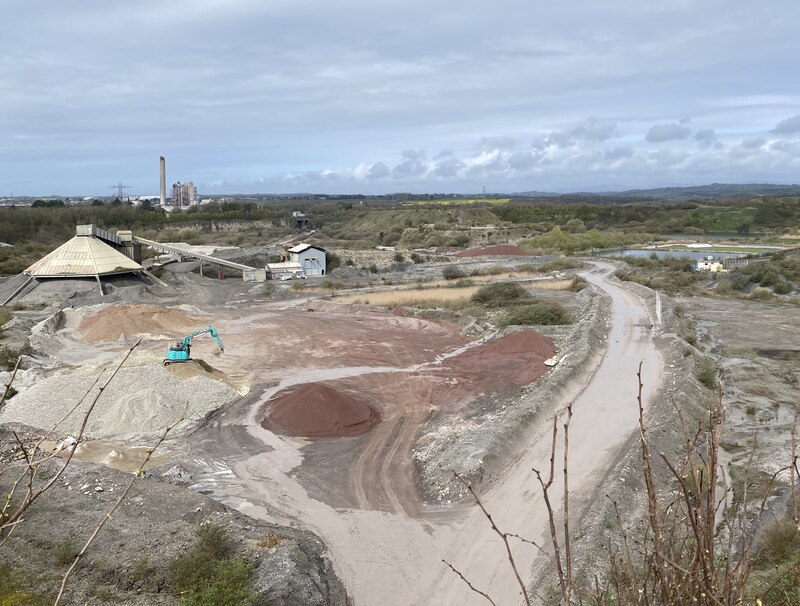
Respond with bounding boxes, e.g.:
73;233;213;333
597;249;745;261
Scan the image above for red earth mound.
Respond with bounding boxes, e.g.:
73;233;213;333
455;245;528;257
262;383;380;437
445;331;555;387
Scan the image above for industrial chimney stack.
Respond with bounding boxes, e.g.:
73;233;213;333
159;156;166;206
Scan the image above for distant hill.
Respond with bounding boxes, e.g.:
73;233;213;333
515;183;800;201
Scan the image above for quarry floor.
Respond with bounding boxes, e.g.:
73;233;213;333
53;261;661;605
3;248;799;605
1;260;664;604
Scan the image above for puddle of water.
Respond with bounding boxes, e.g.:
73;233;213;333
41;439;170;473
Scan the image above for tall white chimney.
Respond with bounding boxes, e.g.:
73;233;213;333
159;156;166;206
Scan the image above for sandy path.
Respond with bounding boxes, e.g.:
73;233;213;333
195;262;663;605
416;262;662;604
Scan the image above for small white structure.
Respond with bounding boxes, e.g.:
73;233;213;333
287;244;327;276
695;259;726;272
266;262;305;280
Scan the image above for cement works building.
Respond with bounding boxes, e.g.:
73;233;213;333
171;181;197;207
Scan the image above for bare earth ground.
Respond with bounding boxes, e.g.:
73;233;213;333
1;260;668;604
173;262;664;605
677;295;800;488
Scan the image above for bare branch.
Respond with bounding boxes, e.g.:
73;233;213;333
453;472;531;606
0;355;22;411
442;560;498;606
54;403;186;605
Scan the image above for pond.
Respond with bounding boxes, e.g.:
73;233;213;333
596;249;746;261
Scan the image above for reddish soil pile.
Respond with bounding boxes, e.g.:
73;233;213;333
263;383;380;437
79;304;203;342
455;245;528;257
445;331;555;387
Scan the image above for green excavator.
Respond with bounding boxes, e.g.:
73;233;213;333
164;326;224;365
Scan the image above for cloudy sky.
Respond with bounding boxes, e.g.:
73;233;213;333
3;1;800;196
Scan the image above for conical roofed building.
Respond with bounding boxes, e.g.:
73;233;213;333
25;235;143;278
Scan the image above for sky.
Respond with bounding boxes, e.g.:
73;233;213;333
2;0;800;197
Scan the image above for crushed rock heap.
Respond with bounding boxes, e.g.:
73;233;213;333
263;383;380;437
0;363;242;441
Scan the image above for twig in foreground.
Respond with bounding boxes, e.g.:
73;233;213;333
442;560;497;606
54;403;187;605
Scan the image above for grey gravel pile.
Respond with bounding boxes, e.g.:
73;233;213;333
0;363;240;441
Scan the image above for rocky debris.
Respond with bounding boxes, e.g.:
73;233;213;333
0;432;347;605
160;464;193;485
253;539;345;606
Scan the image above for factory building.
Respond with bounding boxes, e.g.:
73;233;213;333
287;244;327;276
171;181;197;207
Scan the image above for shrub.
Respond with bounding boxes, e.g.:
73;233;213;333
0;345;33;371
410;253;424;264
53;534;77;567
501;302;572;326
538;259;580;273
569;277;587;292
0;565;52;605
773;280;792;295
754;516;800;566
471;282;528;307
326;252;341;272
715;279;734;295
453;278;475;288
170;524;256;606
696;357;717;389
750;287;774;301
393;252;405;263
442;265;465;280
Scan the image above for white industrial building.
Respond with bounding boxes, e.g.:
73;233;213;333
266;262;305;280
287;244;327;276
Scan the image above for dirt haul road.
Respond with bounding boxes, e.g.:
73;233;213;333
196;262;663;605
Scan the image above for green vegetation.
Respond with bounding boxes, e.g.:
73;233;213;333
615;257;700;295
442;265;466;280
523;226;651;254
492;196;800;235
695;357;718;389
170;524;256;606
500;301;572;326
470;282;528;307
0;345;33;370
568;277;587;292
750;287;774;301
0;308;10;333
402;198;511;206
0;565;51;605
469;281;572;325
537;259;582;273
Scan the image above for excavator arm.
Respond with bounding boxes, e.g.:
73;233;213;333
165;325;224;364
181;326;225;352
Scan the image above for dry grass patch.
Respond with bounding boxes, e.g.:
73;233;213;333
334;286;480;307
